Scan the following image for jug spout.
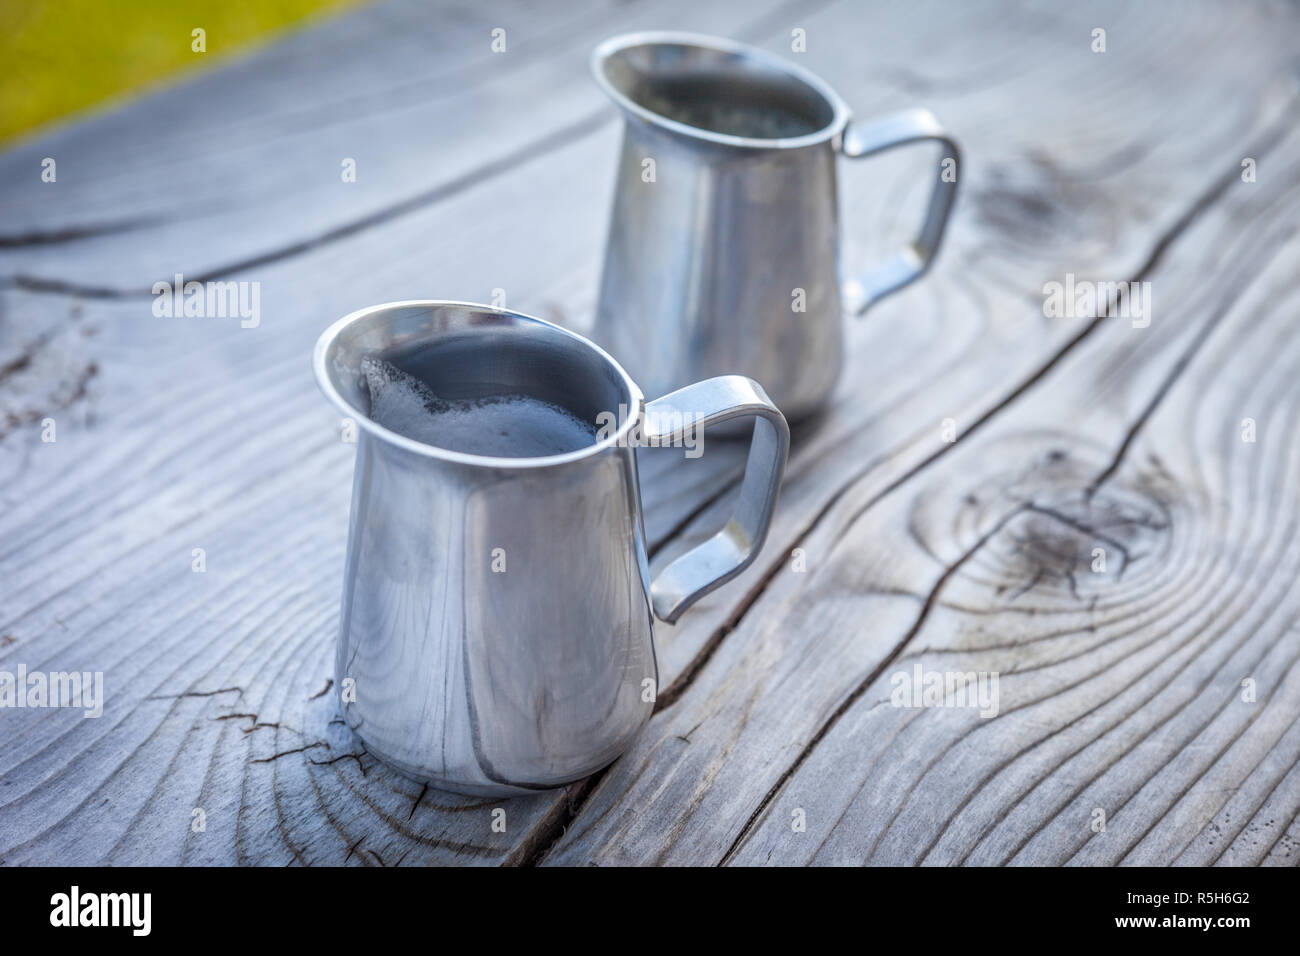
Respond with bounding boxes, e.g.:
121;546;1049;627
591;31;850;150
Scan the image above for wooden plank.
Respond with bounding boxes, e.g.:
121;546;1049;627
0;0;833;867
540;10;1300;863
3;0;1298;867
724;149;1300;867
549;137;1300;864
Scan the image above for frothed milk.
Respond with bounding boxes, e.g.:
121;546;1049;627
361;356;597;457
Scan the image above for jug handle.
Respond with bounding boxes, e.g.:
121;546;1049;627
839;108;960;314
642;376;790;624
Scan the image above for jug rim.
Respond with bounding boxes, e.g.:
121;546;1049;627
591;30;851;150
313;299;645;469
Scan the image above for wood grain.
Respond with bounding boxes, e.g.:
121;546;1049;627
0;0;831;867
542;2;1300;865
2;0;1299;866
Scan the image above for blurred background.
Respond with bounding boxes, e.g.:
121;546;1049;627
2;0;363;144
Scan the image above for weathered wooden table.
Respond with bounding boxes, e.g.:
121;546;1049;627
3;0;1299;866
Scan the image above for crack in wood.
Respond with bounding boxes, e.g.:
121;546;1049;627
510;774;607;866
0;217;158;249
1088;220;1300;498
250;742;327;764
7;110;614;299
145;686;243;700
720;507;1025;864
310;752;368;776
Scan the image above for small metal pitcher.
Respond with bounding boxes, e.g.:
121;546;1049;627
591;32;960;423
314;301;788;795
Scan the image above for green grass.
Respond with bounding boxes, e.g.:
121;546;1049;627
1;0;367;144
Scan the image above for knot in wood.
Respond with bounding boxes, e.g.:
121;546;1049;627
955;445;1173;603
